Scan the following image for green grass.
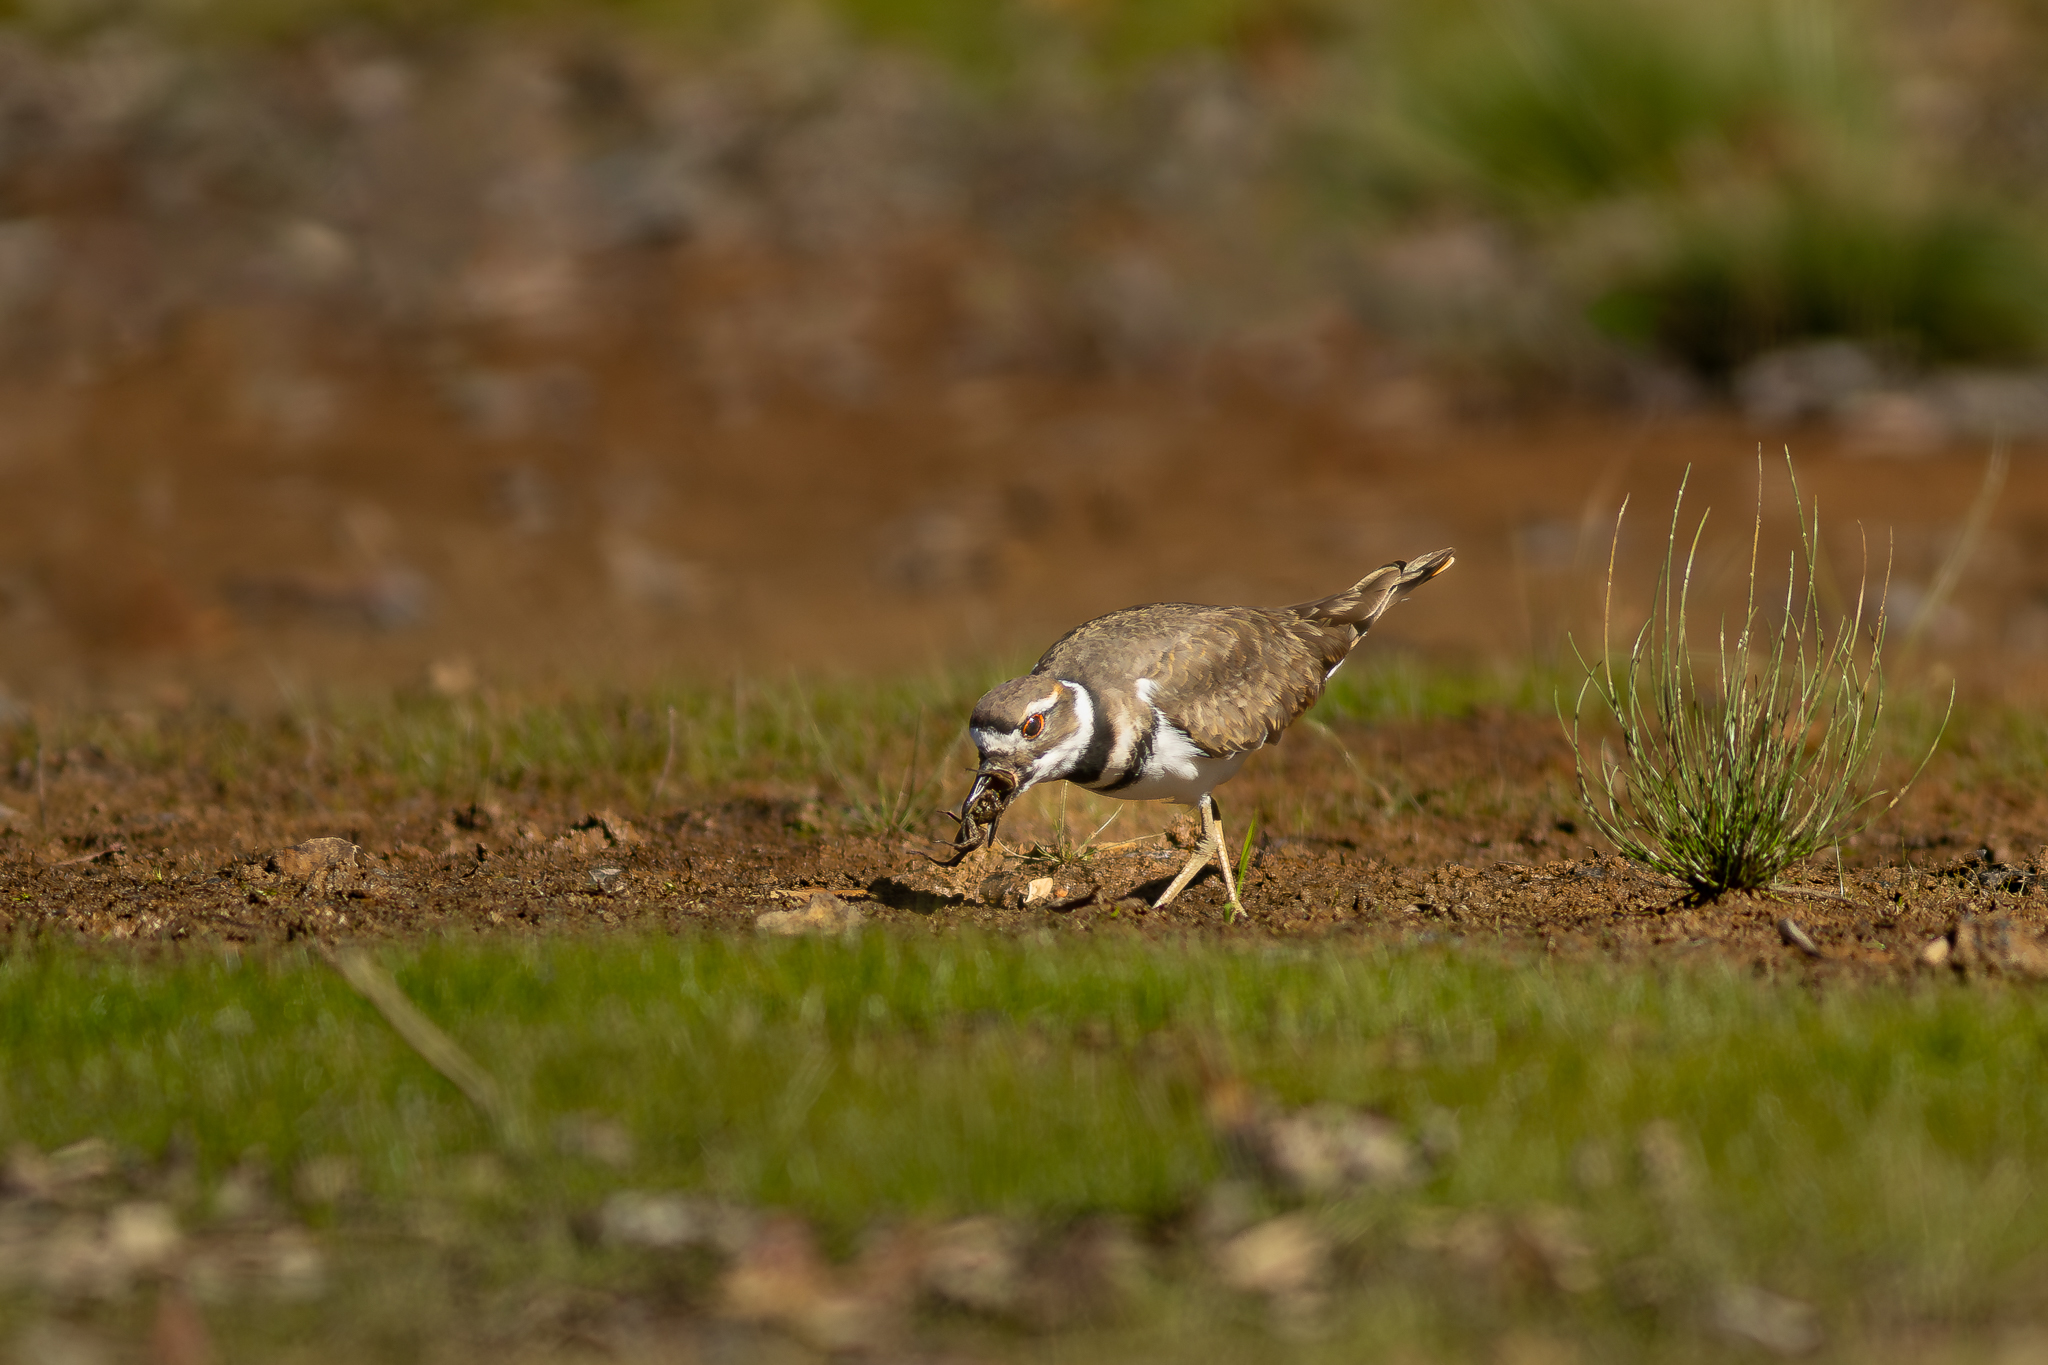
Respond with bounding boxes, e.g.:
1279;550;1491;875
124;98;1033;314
0;652;1988;873
0;671;991;816
1570;464;1935;896
0;657;1556;814
2;933;2046;1358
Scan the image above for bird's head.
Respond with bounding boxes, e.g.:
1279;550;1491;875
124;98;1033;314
963;675;1092;805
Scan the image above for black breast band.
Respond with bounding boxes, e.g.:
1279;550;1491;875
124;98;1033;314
1097;717;1155;792
1069;682;1117;786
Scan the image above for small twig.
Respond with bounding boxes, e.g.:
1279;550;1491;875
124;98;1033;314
48;841;125;867
323;947;528;1152
1776;916;1825;958
1080;831;1167;855
1769;884;1861;902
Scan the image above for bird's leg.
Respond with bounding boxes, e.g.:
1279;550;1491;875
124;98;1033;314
1152;801;1214;909
1153;793;1240;916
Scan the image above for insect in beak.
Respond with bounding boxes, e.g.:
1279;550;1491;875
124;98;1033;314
928;767;1018;864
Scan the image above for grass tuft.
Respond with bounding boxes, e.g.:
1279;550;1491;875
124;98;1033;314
1567;456;1942;898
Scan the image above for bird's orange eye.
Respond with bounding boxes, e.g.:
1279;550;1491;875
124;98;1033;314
1021;714;1045;740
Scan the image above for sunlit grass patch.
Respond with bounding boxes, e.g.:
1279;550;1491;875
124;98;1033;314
0;933;2046;1357
1320;654;1569;725
0;659;1558;823
0;671;992;820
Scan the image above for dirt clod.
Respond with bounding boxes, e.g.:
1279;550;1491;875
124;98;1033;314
1215;1214;1328;1304
720;1214;892;1353
920;1216;1027;1317
1713;1283;1824;1356
572;812;644;848
755;893;863;936
1944;914;2048;979
1209;1080;1420;1197
265;839;360;879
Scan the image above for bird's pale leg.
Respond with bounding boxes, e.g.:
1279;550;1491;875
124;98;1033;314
1153;794;1241;916
1153;798;1215;909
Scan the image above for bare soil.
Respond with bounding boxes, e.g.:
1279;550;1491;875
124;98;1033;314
7;272;2048;977
6;709;2045;982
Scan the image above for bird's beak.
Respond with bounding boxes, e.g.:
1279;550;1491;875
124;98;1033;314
964;766;1018;814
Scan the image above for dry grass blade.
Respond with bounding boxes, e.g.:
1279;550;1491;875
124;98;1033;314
325;947;527;1152
805;695;961;838
1566;454;1947;899
1777;917;1824;957
1903;442;2008;657
1019;787;1127;869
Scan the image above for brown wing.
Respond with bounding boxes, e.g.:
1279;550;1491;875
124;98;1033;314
1035;604;1349;756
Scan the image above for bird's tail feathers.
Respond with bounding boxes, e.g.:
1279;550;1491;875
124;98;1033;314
1290;547;1456;630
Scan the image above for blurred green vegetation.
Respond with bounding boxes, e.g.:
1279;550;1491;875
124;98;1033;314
5;0;2045;376
1;934;2045;1358
1587;195;2048;375
4;0;1336;71
1361;0;2048;372
1375;0;1878;211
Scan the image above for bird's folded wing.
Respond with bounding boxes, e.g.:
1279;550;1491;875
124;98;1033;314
1040;606;1346;756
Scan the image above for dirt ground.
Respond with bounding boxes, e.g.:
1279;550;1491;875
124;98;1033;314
7;286;2048;975
5;707;2045;982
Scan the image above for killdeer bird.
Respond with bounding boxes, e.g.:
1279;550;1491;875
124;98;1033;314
946;548;1455;913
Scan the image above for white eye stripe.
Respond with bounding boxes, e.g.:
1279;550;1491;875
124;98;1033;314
1024;691;1061;719
972;726;1020;756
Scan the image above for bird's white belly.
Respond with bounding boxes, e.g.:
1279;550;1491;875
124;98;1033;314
1096;750;1247;804
1090;708;1251;804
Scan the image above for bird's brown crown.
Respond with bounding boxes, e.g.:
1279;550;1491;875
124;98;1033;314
968;676;1063;733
